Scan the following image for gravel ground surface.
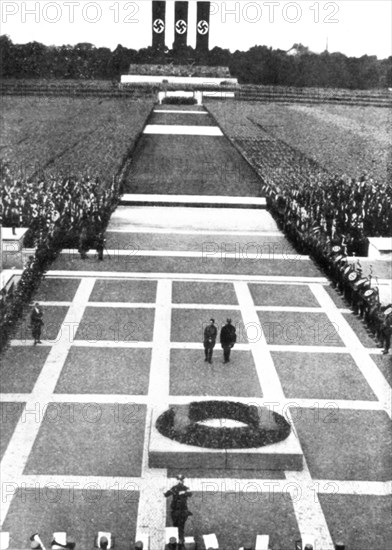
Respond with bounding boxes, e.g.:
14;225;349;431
169;349;262;397
24;403;146;476
74;307;155;342
3;488;139;550
168;491;301;550
291;407;392;481
272;351;377;400
55;347;151;395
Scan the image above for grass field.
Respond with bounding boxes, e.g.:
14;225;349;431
1;97;153;180
206;101;391;183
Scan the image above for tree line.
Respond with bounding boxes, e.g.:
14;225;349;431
1;35;391;89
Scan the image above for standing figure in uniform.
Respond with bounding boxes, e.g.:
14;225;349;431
203;318;217;364
95;231;105;261
380;308;392;355
30;303;44;345
78;223;90;260
220;318;237;363
164;475;192;544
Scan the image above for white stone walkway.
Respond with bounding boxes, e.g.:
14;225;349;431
153;110;209;115
135;280;172;547
143;125;223;136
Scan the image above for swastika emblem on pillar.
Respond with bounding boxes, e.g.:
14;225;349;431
153;18;165;33
197;20;209;35
175;19;187;34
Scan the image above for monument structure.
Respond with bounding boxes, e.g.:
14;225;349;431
122;1;237;98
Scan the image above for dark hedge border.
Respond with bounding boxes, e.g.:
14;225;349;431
162;97;197;105
156;401;291;449
0;241;58;351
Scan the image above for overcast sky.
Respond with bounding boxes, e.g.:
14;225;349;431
1;0;391;58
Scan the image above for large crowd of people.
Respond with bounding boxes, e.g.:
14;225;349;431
0;161;121;349
238;138;391;256
234;137;392;351
1;161;120;249
1;124;391;351
258;170;392;354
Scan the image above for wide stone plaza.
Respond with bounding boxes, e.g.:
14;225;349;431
1;106;391;550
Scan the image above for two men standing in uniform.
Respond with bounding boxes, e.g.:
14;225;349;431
203;318;237;364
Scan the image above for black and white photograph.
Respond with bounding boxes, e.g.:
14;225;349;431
0;1;391;549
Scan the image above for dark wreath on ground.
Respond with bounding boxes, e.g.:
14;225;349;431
155;401;291;449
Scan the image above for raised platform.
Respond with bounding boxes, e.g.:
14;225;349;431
121;75;238;86
2;248;36;270
158;90;203;105
1;228;29;253
148;406;303;471
0;269;22;292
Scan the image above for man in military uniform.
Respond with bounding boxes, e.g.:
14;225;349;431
203;319;217;364
95;231;105;261
78;223;90;260
30;302;44;345
164;475;192;543
380;306;392;355
220;318;237;363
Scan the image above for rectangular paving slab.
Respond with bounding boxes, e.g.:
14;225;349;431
290;407;392;481
272;351;377;401
24;403;146;476
173;491;301;550
0;346;51;393
318;494;392;550
3;488;139;550
55;347;151;395
169;349;262;397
